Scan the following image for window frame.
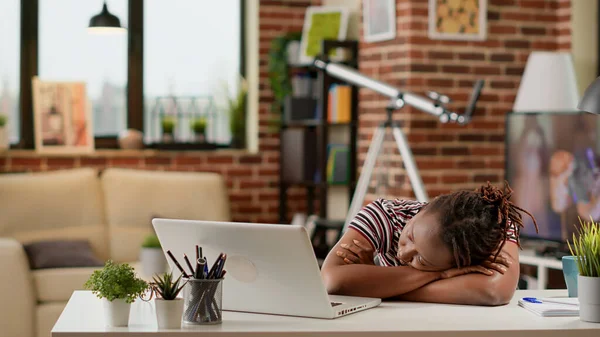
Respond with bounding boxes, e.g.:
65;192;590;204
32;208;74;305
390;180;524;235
14;0;245;150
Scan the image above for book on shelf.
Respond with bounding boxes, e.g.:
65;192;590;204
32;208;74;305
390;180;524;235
327;84;351;123
326;144;350;184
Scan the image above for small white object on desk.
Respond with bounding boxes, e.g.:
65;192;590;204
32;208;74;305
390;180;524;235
52;290;600;337
518;297;579;317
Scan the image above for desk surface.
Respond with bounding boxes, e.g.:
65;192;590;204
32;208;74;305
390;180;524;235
52;290;599;337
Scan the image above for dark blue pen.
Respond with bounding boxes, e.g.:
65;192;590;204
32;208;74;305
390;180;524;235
523;297;542;303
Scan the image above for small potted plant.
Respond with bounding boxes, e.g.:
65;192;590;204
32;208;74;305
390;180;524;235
568;217;600;323
161;116;176;143
84;260;148;327
0;114;8;151
149;272;187;328
190;117;207;143
140;234;167;277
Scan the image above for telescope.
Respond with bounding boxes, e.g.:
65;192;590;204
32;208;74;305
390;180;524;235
311;57;485;232
313;58;484;125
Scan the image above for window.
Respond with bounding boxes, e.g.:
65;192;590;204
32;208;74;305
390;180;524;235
0;0;20;144
144;0;241;145
39;0;128;137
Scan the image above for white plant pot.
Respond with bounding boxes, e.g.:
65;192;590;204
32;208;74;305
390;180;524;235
155;298;183;329
0;127;8;151
102;298;131;327
140;248;167;277
578;275;600;323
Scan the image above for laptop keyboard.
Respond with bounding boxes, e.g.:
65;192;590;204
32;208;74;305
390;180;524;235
330;302;343;307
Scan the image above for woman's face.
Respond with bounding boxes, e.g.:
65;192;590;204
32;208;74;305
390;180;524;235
397;210;454;272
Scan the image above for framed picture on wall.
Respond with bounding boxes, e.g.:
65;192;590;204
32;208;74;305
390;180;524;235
363;0;396;43
298;6;350;64
428;0;487;41
32;77;94;154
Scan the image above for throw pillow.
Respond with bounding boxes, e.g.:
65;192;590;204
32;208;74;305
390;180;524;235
23;240;104;269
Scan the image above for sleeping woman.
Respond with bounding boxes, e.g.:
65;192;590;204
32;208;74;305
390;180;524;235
320;182;537;306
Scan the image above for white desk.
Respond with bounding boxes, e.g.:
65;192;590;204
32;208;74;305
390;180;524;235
52;290;600;337
519;250;563;290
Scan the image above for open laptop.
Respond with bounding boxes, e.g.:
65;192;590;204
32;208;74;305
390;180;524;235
152;218;381;319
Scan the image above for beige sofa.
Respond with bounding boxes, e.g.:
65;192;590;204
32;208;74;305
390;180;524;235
0;167;231;337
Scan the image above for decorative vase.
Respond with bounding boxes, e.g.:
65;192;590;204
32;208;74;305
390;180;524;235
578;275;600;323
102;298;131;327
0;127;8;151
162;133;174;143
155;298;184;329
194;132;206;143
140;248;167;277
118;129;144;149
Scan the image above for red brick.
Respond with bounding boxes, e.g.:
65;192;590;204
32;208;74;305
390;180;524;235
229;192;253;202
457;160;486;169
412;147;437;156
521;27;547;35
428;134;455;142
441;147;470;156
228;168;253;177
521;0;547;9
458;134;485;142
490;0;516;5
110;157;142;166
11;157;42;167
504;40;531;49
490;25;517;34
145;157;172;166
459;53;486;61
535;14;557;22
206;156;234;164
506;67;524;76
474;174;500;183
491;80;516;89
47;157;76;167
532;41;558;50
502;12;532;21
174;156;204;166
442;175;469;184
428;51;454;60
441;65;470;74
475;66;501;75
81;157;107;166
410;64;438;72
240;181;267;189
239;155;263;164
259;168;278;176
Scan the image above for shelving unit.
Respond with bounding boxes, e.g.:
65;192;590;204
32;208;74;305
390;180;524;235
278;40;359;257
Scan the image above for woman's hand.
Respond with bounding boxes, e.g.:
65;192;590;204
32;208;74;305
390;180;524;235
335;239;375;265
480;252;512;275
440;252;512;279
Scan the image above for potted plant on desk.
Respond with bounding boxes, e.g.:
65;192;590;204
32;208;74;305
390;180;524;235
148;272;187;328
568;218;600;323
140;233;167;277
84;260;149;327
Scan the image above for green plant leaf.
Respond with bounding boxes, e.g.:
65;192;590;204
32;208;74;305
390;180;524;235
141;234;161;248
83;260;149;303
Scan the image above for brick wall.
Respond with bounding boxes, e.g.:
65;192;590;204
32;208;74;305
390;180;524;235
359;0;572;202
0;0;320;224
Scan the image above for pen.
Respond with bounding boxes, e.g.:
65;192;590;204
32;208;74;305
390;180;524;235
195;258;206;279
183;254;195;276
166;250;189;278
523;297;542;304
195;245;199;262
207;253;223;279
216;254;227;278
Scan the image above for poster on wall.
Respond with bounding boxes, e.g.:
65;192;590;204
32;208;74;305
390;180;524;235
32;77;94;154
428;0;487;41
363;0;396;43
299;6;350;64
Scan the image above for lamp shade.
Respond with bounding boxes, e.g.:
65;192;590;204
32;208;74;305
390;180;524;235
88;2;126;32
513;51;579;112
578;76;600;114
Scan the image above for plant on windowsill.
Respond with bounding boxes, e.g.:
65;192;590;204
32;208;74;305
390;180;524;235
140;234;167;278
226;76;248;149
0;114;8;151
568;217;600;323
83;260;149;327
145;272;188;329
161;116;176;143
190;117;207;143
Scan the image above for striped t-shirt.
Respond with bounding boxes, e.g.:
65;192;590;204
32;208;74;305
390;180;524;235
348;198;518;267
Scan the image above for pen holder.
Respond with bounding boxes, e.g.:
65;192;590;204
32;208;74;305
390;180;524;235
182;278;223;325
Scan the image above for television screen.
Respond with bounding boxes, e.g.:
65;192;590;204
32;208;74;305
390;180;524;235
505;111;600;243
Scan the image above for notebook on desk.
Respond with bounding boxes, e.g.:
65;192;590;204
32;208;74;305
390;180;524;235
518;297;579;317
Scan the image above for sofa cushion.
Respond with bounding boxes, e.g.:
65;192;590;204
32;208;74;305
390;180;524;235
32;267;101;303
0;168;109;260
23;240;103;270
101;168;231;262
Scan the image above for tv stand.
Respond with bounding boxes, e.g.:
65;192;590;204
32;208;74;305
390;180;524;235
519;249;563;290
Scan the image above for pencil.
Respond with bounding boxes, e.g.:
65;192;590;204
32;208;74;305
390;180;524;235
183;254;195;276
207;253;223;279
195;245;199;262
166;250;189;278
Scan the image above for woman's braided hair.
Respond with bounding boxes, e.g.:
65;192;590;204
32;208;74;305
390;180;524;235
424;181;538;268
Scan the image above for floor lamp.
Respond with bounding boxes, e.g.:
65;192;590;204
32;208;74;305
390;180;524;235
311;58;485;232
